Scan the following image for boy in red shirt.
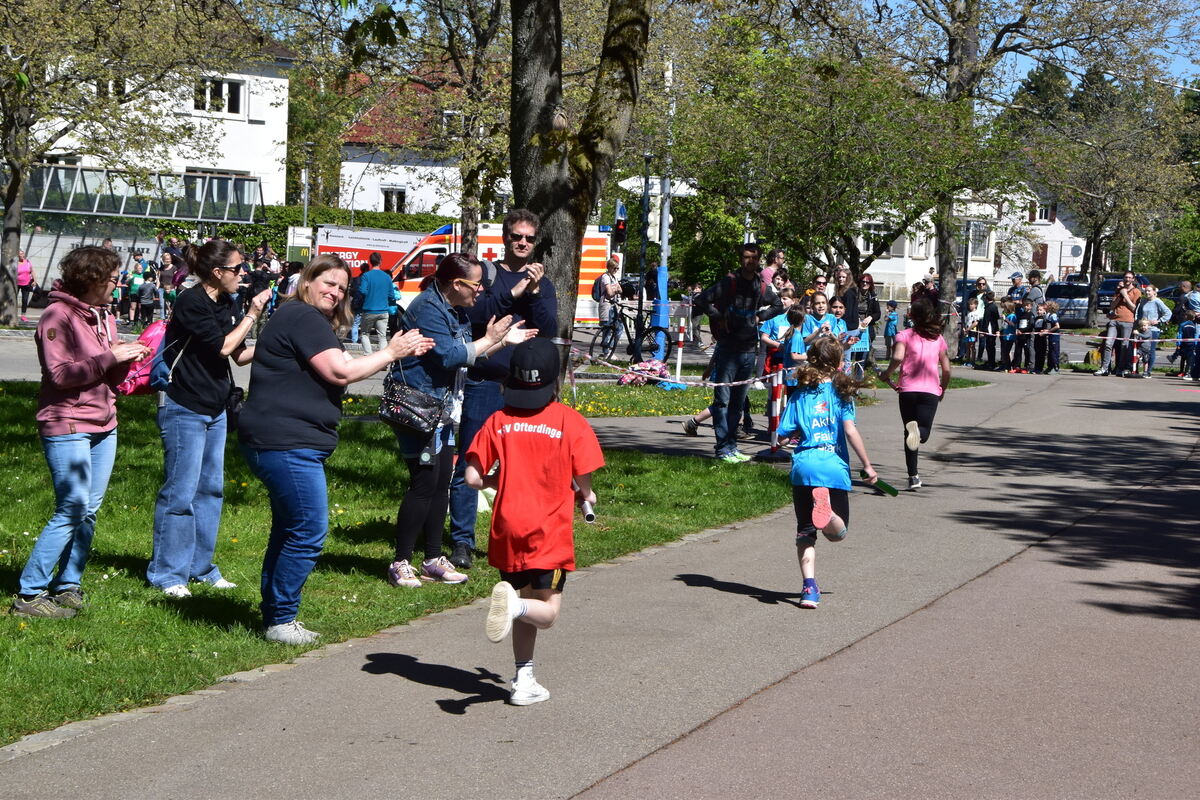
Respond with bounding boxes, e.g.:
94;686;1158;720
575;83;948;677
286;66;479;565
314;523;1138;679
465;337;604;706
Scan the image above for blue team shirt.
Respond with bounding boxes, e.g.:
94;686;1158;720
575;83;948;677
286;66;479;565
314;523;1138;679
759;315;789;344
884;310;898;337
777;381;856;491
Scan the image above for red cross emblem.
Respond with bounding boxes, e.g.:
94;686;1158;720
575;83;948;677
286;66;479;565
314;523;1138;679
482;247;499;261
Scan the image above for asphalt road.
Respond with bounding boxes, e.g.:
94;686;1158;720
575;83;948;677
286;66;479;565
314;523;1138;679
2;356;1196;798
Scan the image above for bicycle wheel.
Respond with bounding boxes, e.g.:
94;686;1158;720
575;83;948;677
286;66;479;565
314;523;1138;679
589;326;617;363
636;326;674;364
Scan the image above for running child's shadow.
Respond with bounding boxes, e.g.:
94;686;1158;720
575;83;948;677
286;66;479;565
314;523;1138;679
674;573;805;608
361;652;508;715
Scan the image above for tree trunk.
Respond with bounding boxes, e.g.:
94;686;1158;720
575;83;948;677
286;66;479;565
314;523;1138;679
1086;231;1106;323
510;0;650;346
460;163;482;257
0;167;25;326
934;199;959;350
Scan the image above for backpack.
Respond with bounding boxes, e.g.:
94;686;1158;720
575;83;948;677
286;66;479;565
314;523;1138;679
591;274;606;303
115;320;168;396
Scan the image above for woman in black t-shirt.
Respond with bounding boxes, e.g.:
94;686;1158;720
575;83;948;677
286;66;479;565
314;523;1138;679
238;255;433;645
147;240;271;599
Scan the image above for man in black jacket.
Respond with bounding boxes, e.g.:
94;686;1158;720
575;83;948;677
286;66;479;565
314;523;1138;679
695;242;783;462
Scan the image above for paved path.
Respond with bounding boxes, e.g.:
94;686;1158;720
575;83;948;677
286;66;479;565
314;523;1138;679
2;363;1197;798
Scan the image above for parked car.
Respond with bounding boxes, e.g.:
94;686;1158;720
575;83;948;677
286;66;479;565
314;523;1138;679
1045;282;1089;327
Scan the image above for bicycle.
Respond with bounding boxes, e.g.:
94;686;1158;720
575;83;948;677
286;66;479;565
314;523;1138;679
588;301;674;364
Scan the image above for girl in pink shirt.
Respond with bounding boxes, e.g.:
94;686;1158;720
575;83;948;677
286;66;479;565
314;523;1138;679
879;298;952;490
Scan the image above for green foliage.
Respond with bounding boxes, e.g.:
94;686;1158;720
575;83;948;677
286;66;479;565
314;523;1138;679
666;194;745;287
670;18;1013;274
0;381;788;744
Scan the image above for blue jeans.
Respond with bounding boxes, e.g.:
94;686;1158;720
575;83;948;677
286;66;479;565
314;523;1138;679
448;378;505;548
711;347;756;456
350;312;362;343
147;395;227;588
19;430;118;596
241;446;331;626
1145;329;1160;371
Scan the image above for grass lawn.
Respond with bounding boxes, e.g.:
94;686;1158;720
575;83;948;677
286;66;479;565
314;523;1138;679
560;375;988;418
0;381;790;746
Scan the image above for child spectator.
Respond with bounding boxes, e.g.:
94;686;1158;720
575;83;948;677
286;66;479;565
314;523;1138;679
1013;297;1034;372
467;338;604;706
1043;301;1062;374
1179;311;1197;379
883;299;899;358
964;297;981;368
1032;302;1049;373
1131;319;1154;378
1000;300;1017;371
136;274;157;327
776;337;878;609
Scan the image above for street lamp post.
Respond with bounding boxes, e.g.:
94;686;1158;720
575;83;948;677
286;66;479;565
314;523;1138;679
301;141;315;229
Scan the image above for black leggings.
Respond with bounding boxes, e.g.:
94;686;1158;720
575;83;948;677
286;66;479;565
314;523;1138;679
18;284;32;314
792;485;849;537
393;446;454;562
899;391;940;477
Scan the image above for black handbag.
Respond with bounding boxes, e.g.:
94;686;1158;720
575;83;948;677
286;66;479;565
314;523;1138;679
225;362;245;429
379;363;445;437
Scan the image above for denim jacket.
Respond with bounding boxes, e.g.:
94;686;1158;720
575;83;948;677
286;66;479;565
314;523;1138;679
389;283;477;401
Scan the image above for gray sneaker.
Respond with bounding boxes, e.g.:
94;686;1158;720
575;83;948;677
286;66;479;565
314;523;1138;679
682;416;699;436
264;620;321;645
52;587;85;610
12;591;77;618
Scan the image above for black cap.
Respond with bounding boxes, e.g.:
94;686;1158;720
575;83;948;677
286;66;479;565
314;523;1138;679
503;338;559;409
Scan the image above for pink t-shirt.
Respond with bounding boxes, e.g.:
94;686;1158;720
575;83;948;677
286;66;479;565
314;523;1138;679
895;328;946;395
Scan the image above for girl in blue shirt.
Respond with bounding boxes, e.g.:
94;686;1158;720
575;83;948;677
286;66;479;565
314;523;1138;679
777;337;878;609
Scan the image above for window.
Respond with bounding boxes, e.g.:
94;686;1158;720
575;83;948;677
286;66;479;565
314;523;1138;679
96;79;126;99
910;235;929;259
1036;204;1051;221
382;187;406;213
194;79;243;114
889;235;907;259
44;153;81;166
440;110;463;139
966;221;990;259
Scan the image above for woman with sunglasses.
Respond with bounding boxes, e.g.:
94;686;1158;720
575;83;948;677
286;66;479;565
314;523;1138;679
386;254;536;590
857;273;882;365
147;240;271;598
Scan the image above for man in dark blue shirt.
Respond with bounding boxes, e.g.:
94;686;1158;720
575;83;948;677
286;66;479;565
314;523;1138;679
447;208;557;568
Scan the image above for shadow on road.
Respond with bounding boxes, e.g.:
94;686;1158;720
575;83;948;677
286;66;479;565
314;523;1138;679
361;652;509;715
937;392;1200;620
674;573;805;608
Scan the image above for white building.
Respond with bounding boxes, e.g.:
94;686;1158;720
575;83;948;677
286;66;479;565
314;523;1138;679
340;146;463;215
844;190;1089;294
44;52;291;206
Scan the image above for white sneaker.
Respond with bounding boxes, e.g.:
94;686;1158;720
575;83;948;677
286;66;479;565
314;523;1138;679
264;620;321;645
904;421;921;450
509;677;550;706
210;578;237;589
486;581;519;643
387;559;422;588
162;584;192;598
909;475;922;490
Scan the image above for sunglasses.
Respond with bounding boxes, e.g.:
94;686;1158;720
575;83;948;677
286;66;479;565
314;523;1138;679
815;280;827;285
216;262;245;273
455;277;483;289
508;234;535;243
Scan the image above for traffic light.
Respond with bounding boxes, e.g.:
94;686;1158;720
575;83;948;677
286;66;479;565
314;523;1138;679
613;218;627;250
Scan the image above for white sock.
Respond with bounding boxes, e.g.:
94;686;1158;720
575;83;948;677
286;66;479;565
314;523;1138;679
515;660;534;683
514;598;528;619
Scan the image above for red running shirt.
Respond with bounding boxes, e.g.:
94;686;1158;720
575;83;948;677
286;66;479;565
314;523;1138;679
466;402;605;572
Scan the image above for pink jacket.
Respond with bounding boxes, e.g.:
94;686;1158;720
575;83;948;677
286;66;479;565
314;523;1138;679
36;291;131;436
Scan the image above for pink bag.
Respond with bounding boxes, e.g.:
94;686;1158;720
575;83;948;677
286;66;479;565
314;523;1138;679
116;320;168;396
